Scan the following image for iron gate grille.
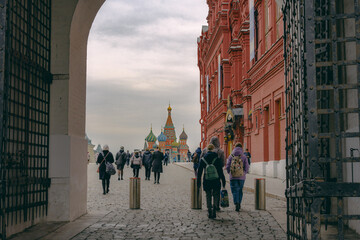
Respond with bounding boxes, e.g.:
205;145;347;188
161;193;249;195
0;0;51;239
284;0;360;239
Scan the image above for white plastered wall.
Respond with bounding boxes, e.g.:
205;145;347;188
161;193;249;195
48;0;105;222
249;160;286;180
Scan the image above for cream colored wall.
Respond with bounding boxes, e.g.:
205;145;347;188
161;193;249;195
48;0;105;222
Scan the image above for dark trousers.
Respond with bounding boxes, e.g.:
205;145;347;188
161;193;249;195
205;187;220;210
102;178;110;193
145;167;151;179
230;179;245;204
154;172;160;183
133;168;139;178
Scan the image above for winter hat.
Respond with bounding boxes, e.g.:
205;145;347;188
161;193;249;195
195;147;202;155
210;136;220;148
103;144;109;151
120;146;124;150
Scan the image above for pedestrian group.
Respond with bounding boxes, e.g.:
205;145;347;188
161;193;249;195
195;136;250;219
96;145;169;195
96;137;251;220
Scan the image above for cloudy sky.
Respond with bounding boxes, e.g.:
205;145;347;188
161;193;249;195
86;0;208;153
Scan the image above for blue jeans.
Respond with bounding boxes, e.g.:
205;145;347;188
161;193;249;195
230;179;245;204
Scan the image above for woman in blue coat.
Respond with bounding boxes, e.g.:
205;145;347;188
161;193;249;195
97;144;114;195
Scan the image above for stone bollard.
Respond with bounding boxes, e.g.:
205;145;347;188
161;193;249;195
255;178;266;210
130;177;140;209
191;178;202;209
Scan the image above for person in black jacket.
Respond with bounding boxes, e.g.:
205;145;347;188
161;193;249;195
115;146;127;180
152;147;164;184
97;144;115;195
142;148;153;180
197;144;226;219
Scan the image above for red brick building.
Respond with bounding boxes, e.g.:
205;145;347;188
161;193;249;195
198;0;286;179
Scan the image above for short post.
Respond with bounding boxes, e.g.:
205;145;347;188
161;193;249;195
130;177;140;209
191;178;202;209
255;178;266;210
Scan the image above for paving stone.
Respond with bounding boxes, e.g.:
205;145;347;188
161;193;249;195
67;164;287;239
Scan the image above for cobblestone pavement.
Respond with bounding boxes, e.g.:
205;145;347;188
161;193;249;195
72;163;286;240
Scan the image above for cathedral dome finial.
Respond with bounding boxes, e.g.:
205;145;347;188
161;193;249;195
167;103;172;112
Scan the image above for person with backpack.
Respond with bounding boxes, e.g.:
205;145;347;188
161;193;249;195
97;144;115;195
115;146;127;180
142;148;153;180
226;142;249;211
130;150;142;178
191;147;201;177
200;136;225;211
197;144;226;219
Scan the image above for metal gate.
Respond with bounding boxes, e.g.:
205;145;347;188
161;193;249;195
0;0;51;239
284;0;360;239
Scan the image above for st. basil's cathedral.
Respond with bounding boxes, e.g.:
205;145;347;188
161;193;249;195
144;104;189;162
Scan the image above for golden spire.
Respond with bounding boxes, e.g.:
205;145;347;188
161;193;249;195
167;103;172;112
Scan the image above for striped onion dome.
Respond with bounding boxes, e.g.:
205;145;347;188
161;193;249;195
145;128;157;142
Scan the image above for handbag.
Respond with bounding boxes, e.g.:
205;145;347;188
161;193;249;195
220;188;229;208
106;161;116;175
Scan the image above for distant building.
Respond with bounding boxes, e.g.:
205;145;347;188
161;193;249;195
86;134;96;163
144;104;190;162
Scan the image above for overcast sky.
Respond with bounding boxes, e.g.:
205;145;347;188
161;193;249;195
86;0;208;153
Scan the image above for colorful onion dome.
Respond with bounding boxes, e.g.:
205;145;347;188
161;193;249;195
158;131;167;142
179;128;188;140
145;127;157;142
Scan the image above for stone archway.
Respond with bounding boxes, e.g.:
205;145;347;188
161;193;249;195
48;0;105;222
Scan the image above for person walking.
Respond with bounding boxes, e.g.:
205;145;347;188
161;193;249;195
115;146;127;180
244;148;251;166
130;150;142;178
200;136;225;211
142;148;153;180
126;150;131;167
163;151;169;166
187;150;192;162
191;147;201;177
97;144;115;195
197;144;226;219
226;142;249;211
152;147;164;184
